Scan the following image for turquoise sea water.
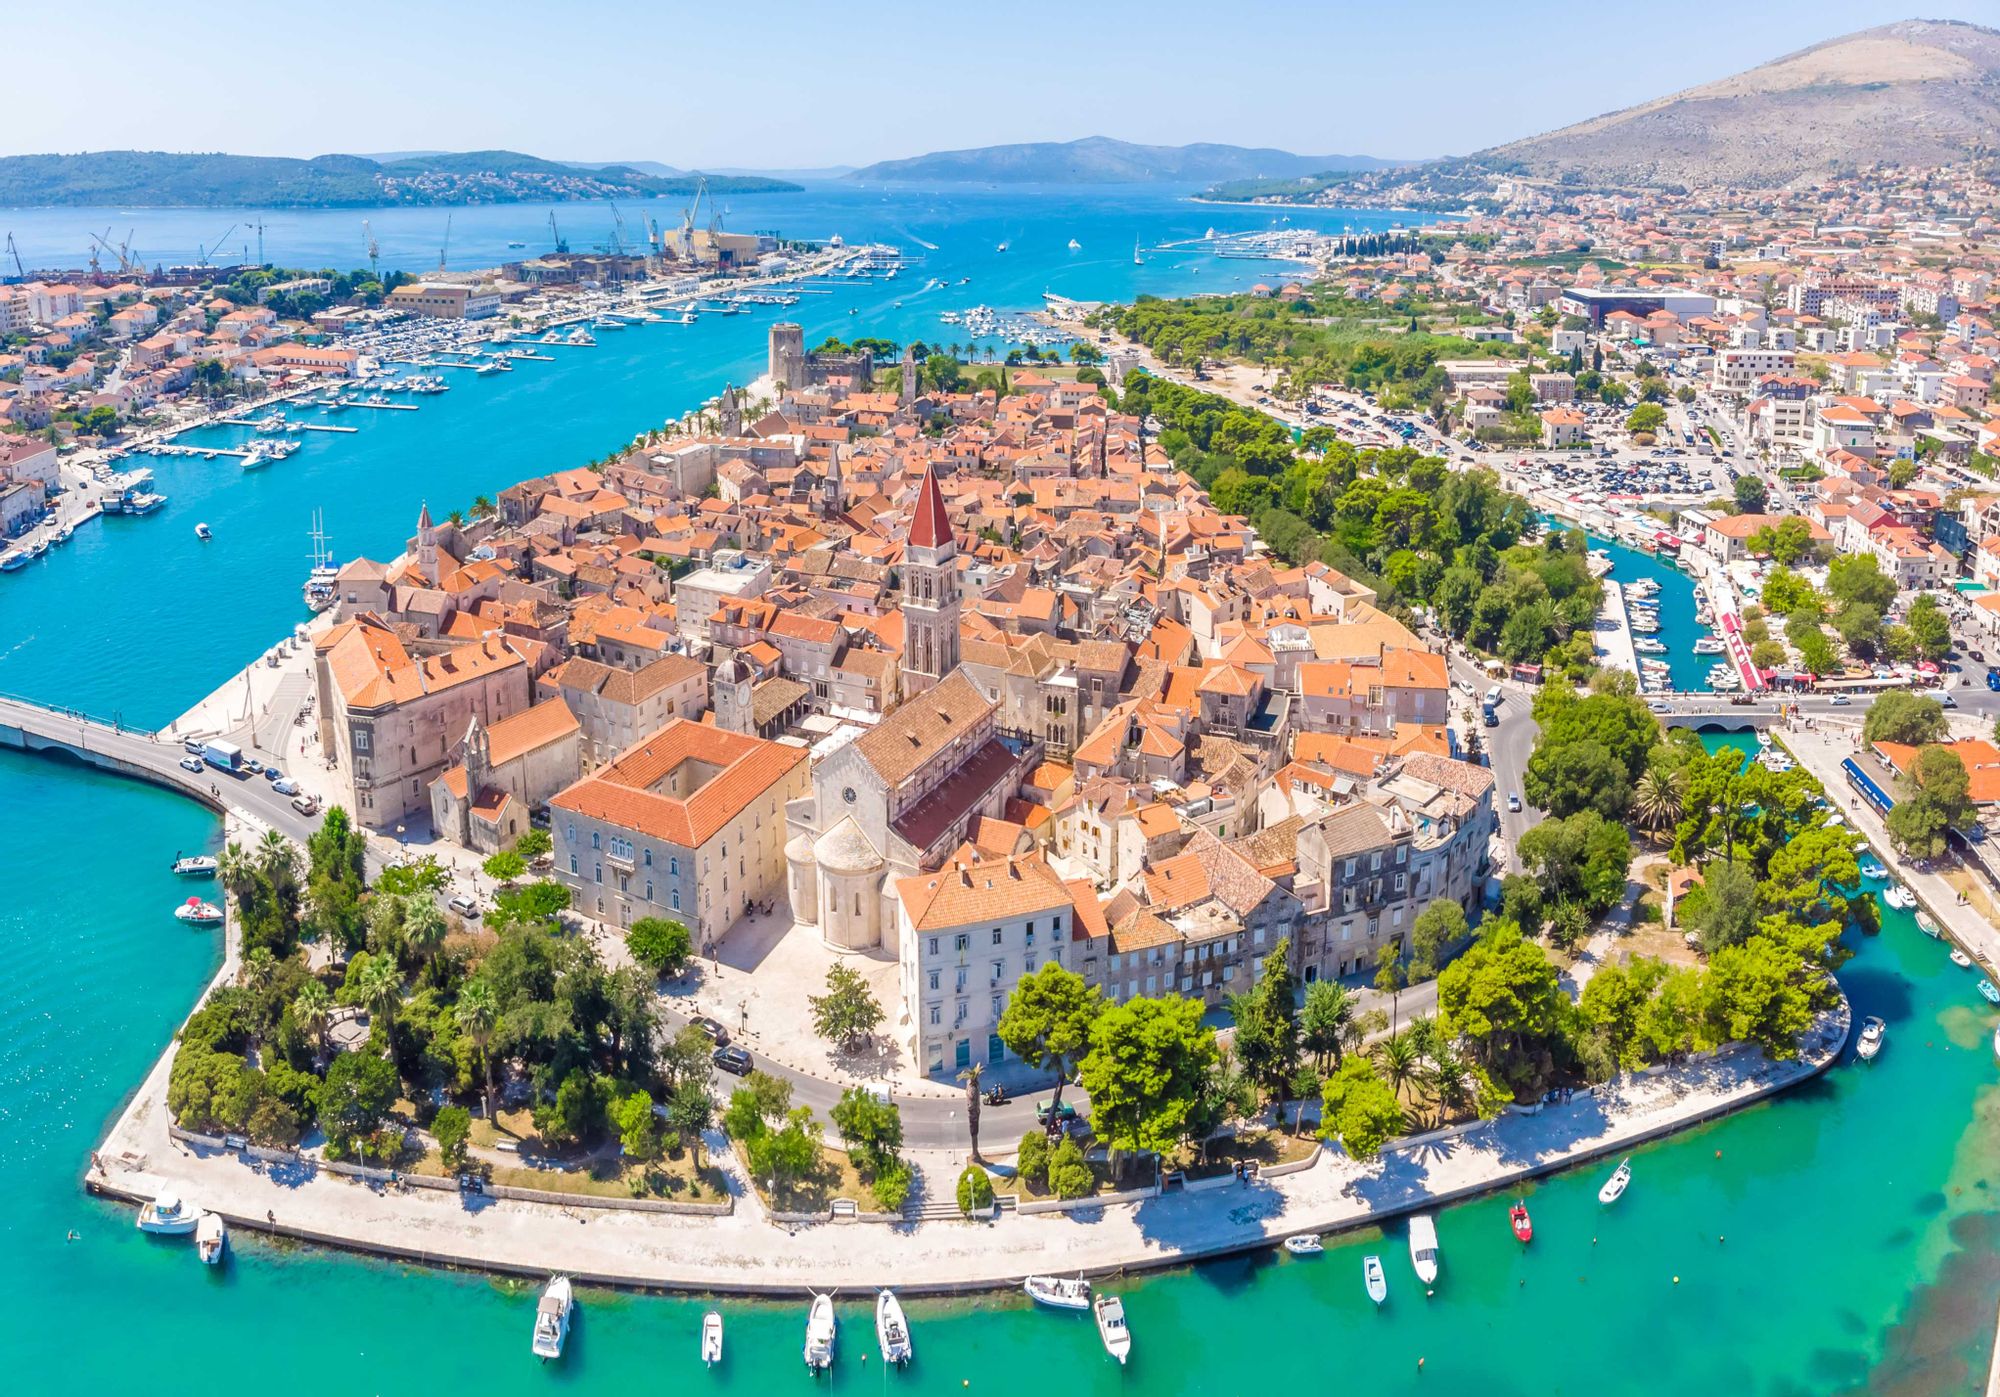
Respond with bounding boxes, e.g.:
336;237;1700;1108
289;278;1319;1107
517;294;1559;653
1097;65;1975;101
3;191;1999;1393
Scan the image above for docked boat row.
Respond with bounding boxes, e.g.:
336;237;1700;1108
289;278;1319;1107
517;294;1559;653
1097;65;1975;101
526;1282;927;1371
1024;1274;1132;1363
136;1191;226;1266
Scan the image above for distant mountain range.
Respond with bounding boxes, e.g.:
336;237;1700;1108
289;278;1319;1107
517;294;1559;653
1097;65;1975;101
848;136;1407;185
1468;18;2000;188
0;150;801;208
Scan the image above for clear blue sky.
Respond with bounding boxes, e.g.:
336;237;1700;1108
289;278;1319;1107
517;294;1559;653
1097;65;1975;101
5;1;1994;167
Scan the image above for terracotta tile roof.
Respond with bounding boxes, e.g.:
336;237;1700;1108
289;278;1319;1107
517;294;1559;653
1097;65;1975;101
550;718;807;847
854;671;993;786
895;852;1074;932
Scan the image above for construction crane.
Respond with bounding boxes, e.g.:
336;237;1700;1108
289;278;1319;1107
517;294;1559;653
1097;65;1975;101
439;213;451;272
4;232;24;280
89;229;142;278
363;219;379;279
254;220;266;267
607;199;627;257
200;223;238;267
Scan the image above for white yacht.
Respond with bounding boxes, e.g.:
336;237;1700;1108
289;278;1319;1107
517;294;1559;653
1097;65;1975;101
531;1276;573;1361
701;1310;723;1367
195;1211;226;1265
803;1292;836;1374
1408;1213;1440;1287
1598;1157;1632;1205
171;854;218;878
876;1289;912;1367
1856;1016;1885;1061
1883;885;1914;911
1093;1293;1131;1365
136;1191;199;1235
174;898;223;926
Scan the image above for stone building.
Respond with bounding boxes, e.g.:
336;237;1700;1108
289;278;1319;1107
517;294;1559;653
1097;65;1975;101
429;698;583;853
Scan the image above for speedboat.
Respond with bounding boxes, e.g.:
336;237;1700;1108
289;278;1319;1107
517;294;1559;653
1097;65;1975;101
194;523;212;541
1283;1234;1324;1256
1510;1201;1533;1243
1362;1254;1387;1306
1408;1213;1439;1287
1978;979;2000;1006
1024;1274;1090;1310
701;1310;723;1367
531;1276;572;1361
195;1211;226;1264
876;1288;912;1367
1883;885;1914;911
1952;948;1974;968
1093;1293;1131;1365
803;1292;835;1374
171;854;218;878
136;1191;199;1235
174;898;223;926
1856;1016;1885;1060
1598;1157;1632;1204
1860;860;1888;880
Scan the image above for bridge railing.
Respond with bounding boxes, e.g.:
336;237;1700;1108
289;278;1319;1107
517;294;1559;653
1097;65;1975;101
0;689;156;737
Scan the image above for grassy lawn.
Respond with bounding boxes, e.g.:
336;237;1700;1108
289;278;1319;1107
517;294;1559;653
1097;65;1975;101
413;1144;726;1202
1167;1128;1317;1181
736;1142;876;1212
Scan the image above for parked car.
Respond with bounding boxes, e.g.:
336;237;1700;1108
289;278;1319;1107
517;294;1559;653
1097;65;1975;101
1831;696;1852;706
711;1045;754;1076
1507;793;1523;812
447;893;480;919
1037;1099;1079;1125
271;778;299;796
244;758;265;775
177;755;204;773
182;737;204;755
263;767;284;783
692;1016;731;1046
290;793;321;816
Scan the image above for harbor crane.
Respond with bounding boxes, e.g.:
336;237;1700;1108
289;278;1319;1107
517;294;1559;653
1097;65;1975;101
548;210;568;255
439;213;451;272
607;199;628;257
4;232;24;280
363;219;379;279
200;223;238;267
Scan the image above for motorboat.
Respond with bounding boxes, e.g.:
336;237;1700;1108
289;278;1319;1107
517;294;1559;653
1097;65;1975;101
0;552;25;572
1951;948;1974;968
1408;1212;1439;1287
1978;979;2000;1006
1362;1254;1387;1306
174;897;223;926
876;1288;913;1367
1509;1202;1533;1243
1917;912;1941;938
531;1276;572;1361
1882;885;1914;911
701;1310;723;1367
1993;1024;2000;1062
1856;1016;1885;1061
803;1292;835;1374
1067;238;1082;251
1860;860;1888;880
1093;1293;1131;1365
1024;1274;1091;1310
1598;1157;1632;1205
195;523;212;542
195;1211;226;1264
1283;1234;1324;1256
171;854;218;878
1693;637;1726;655
136;1191;199;1235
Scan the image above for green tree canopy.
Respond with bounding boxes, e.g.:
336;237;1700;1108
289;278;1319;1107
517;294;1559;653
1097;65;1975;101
1078;994;1219;1158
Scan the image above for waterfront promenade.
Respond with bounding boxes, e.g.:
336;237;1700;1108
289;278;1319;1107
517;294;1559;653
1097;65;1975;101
89;997;1846;1295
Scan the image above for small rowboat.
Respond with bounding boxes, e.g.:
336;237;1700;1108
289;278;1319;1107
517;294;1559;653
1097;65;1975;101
1917;912;1941;938
196;1211;226;1265
1598;1157;1632;1205
1509;1201;1533;1243
1024;1274;1090;1310
1283;1234;1323;1256
1978;979;2000;1006
701;1310;722;1367
1951;948;1973;969
1362;1254;1388;1306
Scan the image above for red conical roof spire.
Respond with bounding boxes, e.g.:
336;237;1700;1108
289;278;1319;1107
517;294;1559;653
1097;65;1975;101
909;465;952;550
417;500;433;532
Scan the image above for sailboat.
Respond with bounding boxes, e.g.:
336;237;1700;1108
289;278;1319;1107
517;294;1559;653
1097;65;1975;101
304;510;338;611
1133;238;1144;266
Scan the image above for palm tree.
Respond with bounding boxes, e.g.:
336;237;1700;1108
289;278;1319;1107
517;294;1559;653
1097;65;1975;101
959;1063;984;1161
1374;1031;1421;1109
402;895;447;970
1427;1044;1476;1127
218;841;253;898
240;945;277;991
455;979;500;1120
353;954;402;1032
1632;764;1686;840
294;979;332;1061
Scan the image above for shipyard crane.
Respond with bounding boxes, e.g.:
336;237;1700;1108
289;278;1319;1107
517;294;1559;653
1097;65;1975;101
607;199;628;257
90;229;142;278
439;213;452;272
4;232;24;281
363;219;379;279
200;223;238;267
548;210;568;255
254;220;266;268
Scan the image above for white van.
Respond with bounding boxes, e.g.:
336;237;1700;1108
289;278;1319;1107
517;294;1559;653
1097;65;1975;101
1485;686;1503;708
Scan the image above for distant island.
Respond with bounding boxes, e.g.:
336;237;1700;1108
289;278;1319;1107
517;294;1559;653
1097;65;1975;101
849;136;1406;185
1196;171;1368;203
0;150;801;208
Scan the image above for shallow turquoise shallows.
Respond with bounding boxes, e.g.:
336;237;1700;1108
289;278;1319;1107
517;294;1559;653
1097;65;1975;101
2;192;1997;1394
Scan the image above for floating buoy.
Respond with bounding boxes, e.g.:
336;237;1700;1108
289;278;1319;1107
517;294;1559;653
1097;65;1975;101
1418;1358;1426;1371
1714;1149;1722;1158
